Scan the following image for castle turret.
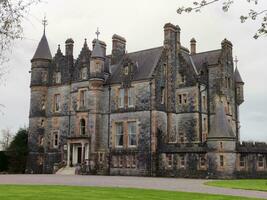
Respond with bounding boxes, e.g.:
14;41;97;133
27;18;52;173
207;97;236;178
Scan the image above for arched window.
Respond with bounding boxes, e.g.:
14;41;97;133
80;119;86;135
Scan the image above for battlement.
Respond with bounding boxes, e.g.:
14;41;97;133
237;141;267;153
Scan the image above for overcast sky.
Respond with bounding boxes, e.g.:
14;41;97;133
0;0;266;142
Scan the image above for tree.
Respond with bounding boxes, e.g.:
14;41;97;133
6;128;28;173
0;0;40;78
177;0;267;39
0;128;13;150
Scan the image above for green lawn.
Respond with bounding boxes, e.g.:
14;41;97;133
0;185;264;200
206;180;267;192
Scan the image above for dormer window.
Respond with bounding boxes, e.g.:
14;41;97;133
55;72;61;84
81;67;87;80
124;66;129;75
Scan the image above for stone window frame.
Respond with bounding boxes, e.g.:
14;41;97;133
202;95;207;111
178;93;188;105
52;130;59;148
178;154;186;169
118;88;125;108
53;94;61;112
166;154;173;169
55;72;61;84
81;67;88;80
80;118;86;136
78;89;87;109
127;121;137;148
160;87;165;104
127;87;135;108
219;155;224;167
115;122;124;148
239;154;246;169
199;154;206;169
258;154;264;169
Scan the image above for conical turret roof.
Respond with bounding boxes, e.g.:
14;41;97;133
208;99;235;139
234;67;244;83
91;39;104;59
32;33;52;61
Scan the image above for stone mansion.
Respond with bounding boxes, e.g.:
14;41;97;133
26;22;267;178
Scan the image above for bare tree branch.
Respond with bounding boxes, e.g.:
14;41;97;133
177;0;267;39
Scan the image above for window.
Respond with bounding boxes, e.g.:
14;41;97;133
118;89;124;108
55;72;61;84
179;133;185;143
178;94;188;105
124;66;129;75
80;119;86;135
39;136;44;146
183;94;188;104
80;90;86;108
54;94;61;112
202;96;207;110
81;67;87;80
220;155;224;167
200;155;206;168
115;123;124;147
240;155;246;168
181;74;186;83
128;88;134;107
166;154;173;168
160;87;165;104
180;155;185;168
119;155;123;167
203;118;207;132
178;94;182;104
98;152;104;164
227;102;231;114
128;122;137;147
258;155;264;168
53;131;59;148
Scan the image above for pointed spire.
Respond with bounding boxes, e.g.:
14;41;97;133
32;16;52;61
91;28;104;59
208;98;235;139
234;57;244;83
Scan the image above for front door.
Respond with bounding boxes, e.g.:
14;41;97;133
77;147;82;164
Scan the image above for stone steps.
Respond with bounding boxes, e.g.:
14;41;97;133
56;166;76;175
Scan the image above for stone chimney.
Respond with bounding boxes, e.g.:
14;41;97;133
65;38;74;56
190;38;196;55
111;34;126;65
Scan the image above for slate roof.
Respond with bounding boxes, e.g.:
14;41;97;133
32;33;52;61
208;99;235;139
191;49;221;71
109;46;164;84
234;67;244;83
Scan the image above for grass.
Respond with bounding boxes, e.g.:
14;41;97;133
0;185;264;200
206;179;267;192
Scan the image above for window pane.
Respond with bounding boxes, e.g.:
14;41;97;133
119;89;124;107
128;122;137;146
116;123;123;147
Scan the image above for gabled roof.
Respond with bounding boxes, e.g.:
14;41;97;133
109;46;164;84
32;33;52;61
234;67;244;83
208;99;235;139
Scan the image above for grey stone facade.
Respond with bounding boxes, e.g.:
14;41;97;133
26;23;267;178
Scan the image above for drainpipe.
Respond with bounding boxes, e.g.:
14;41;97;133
108;85;111;174
149;79;153;176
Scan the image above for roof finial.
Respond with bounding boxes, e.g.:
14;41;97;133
234;56;238;68
95;27;100;40
42;15;48;35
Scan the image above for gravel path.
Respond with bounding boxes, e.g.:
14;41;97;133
0;175;266;199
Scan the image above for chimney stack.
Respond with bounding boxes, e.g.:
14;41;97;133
65;38;74;56
190;38;196;55
111;34;126;65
